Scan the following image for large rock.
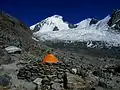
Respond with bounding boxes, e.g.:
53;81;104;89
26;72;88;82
42;76;50;85
65;72;91;90
0;74;11;86
51;83;63;90
33;78;42;85
0;50;12;64
5;46;22;54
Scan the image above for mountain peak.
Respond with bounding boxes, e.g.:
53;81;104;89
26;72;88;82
50;15;63;19
31;13;120;48
30;15;69;33
43;15;64;25
30;15;63;31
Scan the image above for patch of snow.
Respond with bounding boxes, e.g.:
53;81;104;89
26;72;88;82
30;15;69;33
76;18;92;29
32;37;39;42
31;15;120;47
30;23;39;30
95;15;111;30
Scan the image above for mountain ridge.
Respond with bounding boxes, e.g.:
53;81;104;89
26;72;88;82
31;14;120;47
1;11;120;90
30;10;120;59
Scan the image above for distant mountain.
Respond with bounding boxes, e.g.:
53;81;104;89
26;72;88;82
30;11;120;46
30;15;70;32
30;10;120;58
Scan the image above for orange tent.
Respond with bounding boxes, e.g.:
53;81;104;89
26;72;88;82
42;54;59;64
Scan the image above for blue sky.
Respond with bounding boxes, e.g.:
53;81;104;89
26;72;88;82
1;0;120;26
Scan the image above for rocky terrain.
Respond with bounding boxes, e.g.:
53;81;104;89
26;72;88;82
0;10;120;90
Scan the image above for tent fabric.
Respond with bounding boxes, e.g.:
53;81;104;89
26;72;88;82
42;54;59;64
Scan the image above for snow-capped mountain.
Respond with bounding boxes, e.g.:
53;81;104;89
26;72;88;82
30;14;120;49
30;15;70;32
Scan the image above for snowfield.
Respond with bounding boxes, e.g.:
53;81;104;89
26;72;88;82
30;15;120;47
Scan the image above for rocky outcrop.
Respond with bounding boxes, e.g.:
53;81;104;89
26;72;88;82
68;23;78;29
0;11;36;50
17;62;92;90
0;11;46;90
108;9;120;31
89;18;98;25
53;26;59;31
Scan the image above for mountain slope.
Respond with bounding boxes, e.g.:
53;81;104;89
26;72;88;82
1;11;120;90
30;15;70;32
30;10;120;58
0;11;98;90
31;15;120;47
0;11;34;49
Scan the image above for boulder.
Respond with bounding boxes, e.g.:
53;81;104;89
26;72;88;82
33;78;42;85
57;72;64;79
65;72;91;90
0;74;11;86
51;83;63;90
42;76;50;85
47;75;57;81
85;73;99;87
5;46;21;54
0;51;11;64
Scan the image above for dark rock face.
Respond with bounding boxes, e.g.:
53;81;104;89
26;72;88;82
53;26;59;31
34;24;41;32
113;66;120;73
68;23;78;29
0;11;34;50
89;18;98;25
0;11;41;65
108;9;120;30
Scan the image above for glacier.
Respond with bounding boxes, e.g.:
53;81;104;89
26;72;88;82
30;15;120;47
